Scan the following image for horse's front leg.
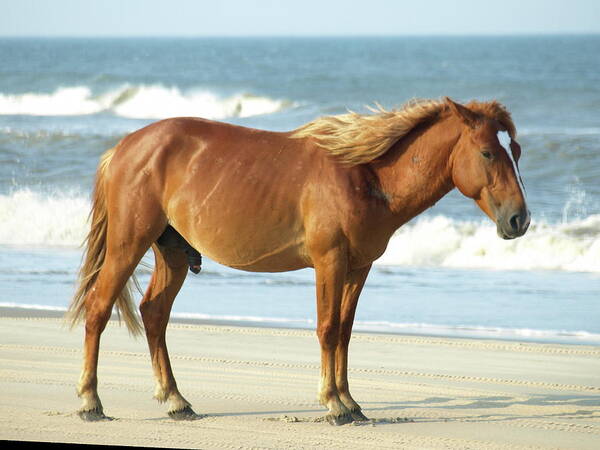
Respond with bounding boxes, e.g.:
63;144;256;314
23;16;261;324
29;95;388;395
336;264;371;421
314;249;353;425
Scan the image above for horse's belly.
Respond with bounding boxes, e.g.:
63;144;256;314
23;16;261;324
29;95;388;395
196;235;309;272
166;155;311;272
171;210;309;272
216;245;309;272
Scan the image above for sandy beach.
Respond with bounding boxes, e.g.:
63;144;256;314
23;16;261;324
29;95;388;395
1;309;599;449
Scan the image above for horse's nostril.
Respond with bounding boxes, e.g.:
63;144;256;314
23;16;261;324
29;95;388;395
509;214;520;232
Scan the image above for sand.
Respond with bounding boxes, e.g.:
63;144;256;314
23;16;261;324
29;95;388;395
1;309;599;449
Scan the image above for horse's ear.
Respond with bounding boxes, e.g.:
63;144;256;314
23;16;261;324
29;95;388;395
444;97;478;128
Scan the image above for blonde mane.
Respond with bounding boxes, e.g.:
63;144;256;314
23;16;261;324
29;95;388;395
292;98;515;166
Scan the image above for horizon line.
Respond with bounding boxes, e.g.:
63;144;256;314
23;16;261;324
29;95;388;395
1;32;599;39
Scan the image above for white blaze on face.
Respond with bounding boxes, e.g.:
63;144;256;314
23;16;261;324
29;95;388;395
497;130;527;201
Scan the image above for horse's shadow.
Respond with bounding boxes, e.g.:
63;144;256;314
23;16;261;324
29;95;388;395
139;393;600;425
357;393;600;424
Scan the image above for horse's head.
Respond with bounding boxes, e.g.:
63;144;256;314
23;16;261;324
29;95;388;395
445;98;530;240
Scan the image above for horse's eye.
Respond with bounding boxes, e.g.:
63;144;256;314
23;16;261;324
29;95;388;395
481;150;492;160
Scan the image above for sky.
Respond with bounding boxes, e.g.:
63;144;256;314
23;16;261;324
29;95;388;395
1;0;599;37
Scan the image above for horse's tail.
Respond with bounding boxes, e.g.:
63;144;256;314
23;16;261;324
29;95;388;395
66;146;143;336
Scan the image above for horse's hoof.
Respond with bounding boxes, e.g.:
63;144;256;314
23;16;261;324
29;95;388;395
326;413;353;426
168;405;202;421
350;409;369;422
78;408;113;422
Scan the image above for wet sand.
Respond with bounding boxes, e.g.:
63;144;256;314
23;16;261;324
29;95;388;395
1;308;599;449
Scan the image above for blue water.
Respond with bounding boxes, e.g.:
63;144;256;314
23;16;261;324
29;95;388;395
0;37;599;344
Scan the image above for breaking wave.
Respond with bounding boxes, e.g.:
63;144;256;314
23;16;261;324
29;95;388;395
377;214;600;273
0;189;89;247
0;85;291;119
1;189;599;273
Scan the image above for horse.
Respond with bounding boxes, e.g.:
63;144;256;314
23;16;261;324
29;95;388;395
67;97;530;425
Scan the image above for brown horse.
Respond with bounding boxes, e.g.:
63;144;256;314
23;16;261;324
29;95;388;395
67;97;529;425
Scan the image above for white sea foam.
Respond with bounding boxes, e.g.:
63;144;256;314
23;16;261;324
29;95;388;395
0;85;290;119
0;302;67;312
1;189;599;273
170;311;314;326
111;85;289;119
376;214;600;273
351;320;600;345
519;126;600;136
0;86;112;116
0;189;89;247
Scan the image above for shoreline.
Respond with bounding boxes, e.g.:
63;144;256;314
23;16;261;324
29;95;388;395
1;304;599;348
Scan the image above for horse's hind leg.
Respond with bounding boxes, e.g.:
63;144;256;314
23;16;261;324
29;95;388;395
140;242;199;420
77;235;155;421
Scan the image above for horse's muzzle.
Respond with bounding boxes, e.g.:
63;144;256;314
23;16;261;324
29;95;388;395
497;208;530;240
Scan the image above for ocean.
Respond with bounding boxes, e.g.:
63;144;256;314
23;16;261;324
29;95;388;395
0;36;598;345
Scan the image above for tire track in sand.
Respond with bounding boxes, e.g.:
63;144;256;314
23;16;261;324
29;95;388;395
1;342;597;394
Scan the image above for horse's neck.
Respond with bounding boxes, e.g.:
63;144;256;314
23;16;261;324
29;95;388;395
369;116;460;228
